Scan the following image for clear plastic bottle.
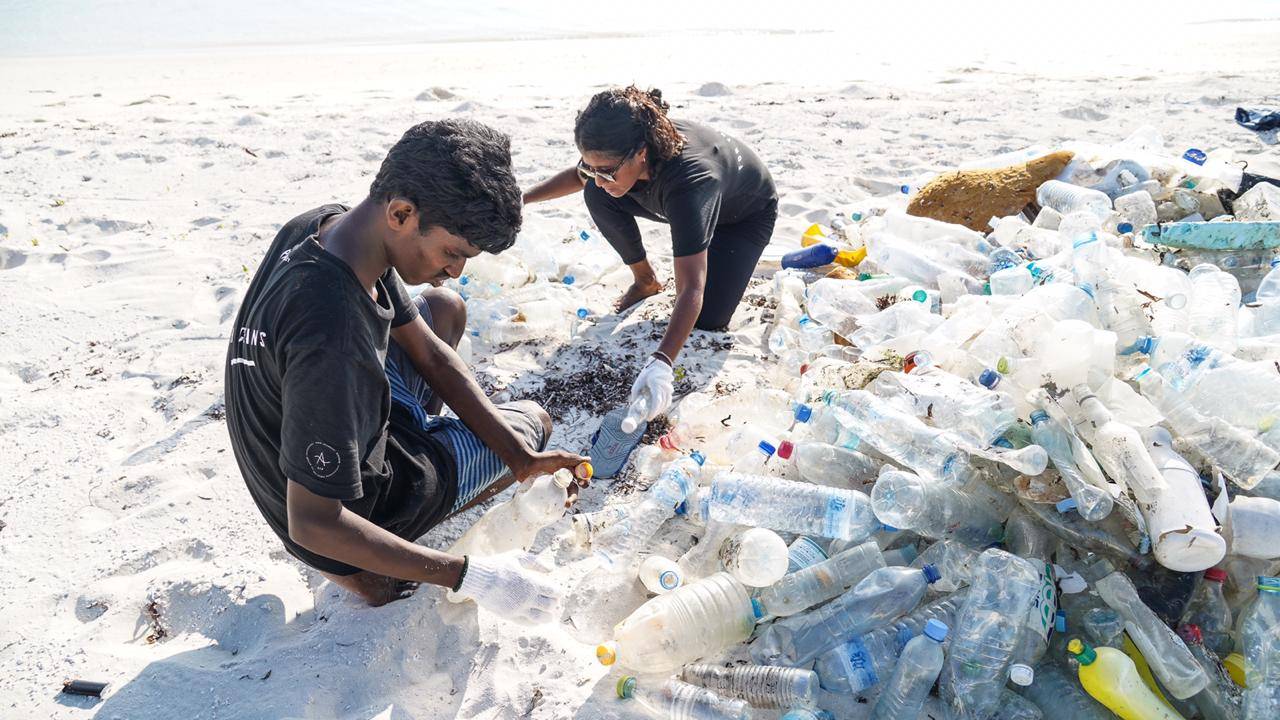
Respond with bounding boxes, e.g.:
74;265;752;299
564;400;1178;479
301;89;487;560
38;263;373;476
786;536;829;573
1253;258;1280;335
1067;639;1185;720
1187;263;1241;353
823;390;966;480
593;454;705;569
788;441;880;489
758;541;886;619
1036;180;1113;219
1176;624;1243;720
1015;662;1114;720
598;572;762;672
448;468;575;556
941;548;1044;720
719;528;788;588
990;690;1047;720
1030;409;1114;521
1094;570;1208;699
989;264;1037;296
679;664;819;709
730;440;777;475
869;467;1006;544
1241;575;1280;717
620;393;651;434
868;366;1017;447
707;472;879;542
616;676;751;720
639;555;684;594
814;590;968;694
1004;509;1059;687
780;709;834;720
1115;190;1158;230
751;564;941;667
870;619;948;720
570;505;629;548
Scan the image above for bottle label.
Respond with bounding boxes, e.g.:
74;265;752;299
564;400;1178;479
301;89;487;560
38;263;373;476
1026;561;1056;641
838;637;879;692
787;537;829;573
822;494;848;539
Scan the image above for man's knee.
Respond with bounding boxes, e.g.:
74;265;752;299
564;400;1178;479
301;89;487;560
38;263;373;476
419;287;467;347
512;400;553;450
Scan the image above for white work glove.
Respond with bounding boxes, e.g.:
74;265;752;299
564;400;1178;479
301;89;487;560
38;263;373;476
630;356;674;421
453;555;562;626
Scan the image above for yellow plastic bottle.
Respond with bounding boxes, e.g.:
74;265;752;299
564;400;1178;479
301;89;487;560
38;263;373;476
1069;638;1187;720
1119;631;1179;712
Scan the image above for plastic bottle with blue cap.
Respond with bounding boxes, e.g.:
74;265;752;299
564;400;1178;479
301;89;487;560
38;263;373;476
1030;408;1114;521
592;453;705;569
870;619;949;720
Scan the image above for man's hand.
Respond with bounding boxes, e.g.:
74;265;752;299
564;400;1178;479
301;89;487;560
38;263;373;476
509;448;590;486
453;554;563;625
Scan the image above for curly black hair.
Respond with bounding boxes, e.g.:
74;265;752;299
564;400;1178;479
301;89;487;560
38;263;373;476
574;85;686;164
368;119;522;253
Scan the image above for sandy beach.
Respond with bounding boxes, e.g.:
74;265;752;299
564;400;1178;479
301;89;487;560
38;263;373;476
3;10;1280;719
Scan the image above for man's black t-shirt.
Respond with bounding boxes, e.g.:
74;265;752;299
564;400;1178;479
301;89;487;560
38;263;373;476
225;205;456;575
588;119;778;260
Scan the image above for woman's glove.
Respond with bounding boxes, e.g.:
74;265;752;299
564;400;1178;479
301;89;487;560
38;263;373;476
453;555;562;625
629;356;674;421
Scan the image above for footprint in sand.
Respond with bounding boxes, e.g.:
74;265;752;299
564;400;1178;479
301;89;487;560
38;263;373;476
1059;105;1109;121
115;151;167;164
0;246;28;270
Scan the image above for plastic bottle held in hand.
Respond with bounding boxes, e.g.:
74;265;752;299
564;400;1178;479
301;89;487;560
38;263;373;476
1180;569;1233;656
448;468;576;556
752;564;941;667
815;590;968;694
707;472;879;542
621;392;652;434
1037;180;1113;219
593;454;704;568
680;664;819;710
871;619;948;720
1094;571;1208;699
759;541;886;618
1187;263;1241;353
616;676;750;720
1068;639;1186;720
1241;576;1280;718
598;572;762;672
1015;662;1114;720
719;527;789;588
942;548;1043;720
1030;409;1114;521
639;555;684;594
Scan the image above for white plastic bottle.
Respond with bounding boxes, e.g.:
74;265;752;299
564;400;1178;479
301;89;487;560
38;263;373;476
679;664;819;709
616;676;750;720
719;528;789;588
870;619;948;720
639;555;684;595
1140;425;1226;572
598;572;762;672
448;468;575;556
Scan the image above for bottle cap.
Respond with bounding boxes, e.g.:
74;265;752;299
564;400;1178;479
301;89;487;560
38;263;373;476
575;462;594;481
1008;663;1034;687
978;368;1001;389
777;440;795;460
921;563;941;585
923;619;949;642
996;357;1011;374
597;641;619;666
982;282;992;296
1179;623;1203;644
1055;610;1068;633
674;500;688;516
1117;222;1134;234
911;288;929;303
1183;148;1208;165
1067;638;1097;665
576;307;589;319
851;212;863;221
1029;409;1048;424
1204;567;1227;583
793;403;813;423
659;570;681;591
562;275;576;285
903;350;932;374
1056;498;1079;514
751;597;766;620
758;440;777;457
689;451;706;466
1224;653;1247;686
615;675;636;698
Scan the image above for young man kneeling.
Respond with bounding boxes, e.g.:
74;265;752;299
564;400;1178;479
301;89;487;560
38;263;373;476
225;119;586;622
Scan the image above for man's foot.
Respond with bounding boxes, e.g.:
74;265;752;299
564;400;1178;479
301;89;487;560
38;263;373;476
322;570;420;607
614;278;664;313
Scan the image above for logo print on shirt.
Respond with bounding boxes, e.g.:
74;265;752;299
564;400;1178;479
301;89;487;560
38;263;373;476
305;441;341;478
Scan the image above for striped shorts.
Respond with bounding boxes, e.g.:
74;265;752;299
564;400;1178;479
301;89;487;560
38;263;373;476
385;299;547;512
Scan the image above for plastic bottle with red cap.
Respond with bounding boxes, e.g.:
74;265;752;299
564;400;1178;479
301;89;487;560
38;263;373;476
1180;568;1233;656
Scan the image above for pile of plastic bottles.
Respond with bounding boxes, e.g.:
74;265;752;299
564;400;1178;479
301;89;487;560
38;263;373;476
457;126;1280;719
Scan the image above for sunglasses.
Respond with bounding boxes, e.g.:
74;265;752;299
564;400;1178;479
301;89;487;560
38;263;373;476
577;147;639;184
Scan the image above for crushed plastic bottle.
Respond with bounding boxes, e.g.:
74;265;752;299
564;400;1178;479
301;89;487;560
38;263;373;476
594;454;705;569
708;472;879;542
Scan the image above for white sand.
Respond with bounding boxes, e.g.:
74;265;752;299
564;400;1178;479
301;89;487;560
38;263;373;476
3;23;1280;719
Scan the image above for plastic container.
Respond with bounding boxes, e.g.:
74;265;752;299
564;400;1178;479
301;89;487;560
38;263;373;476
782;242;840;269
1222;494;1280;559
639;555;684;594
679;664;818;709
1180;569;1234;656
616;676;750;720
751;565;940;667
447;468;575;556
941;549;1043;720
1241;575;1280;717
719;528;788;588
1094;571;1208;699
822;390;965;480
870;619;947;720
598;572;762;672
1188;263;1242;353
593;454;704;568
1177;624;1243;720
1037;180;1112;219
758;541;886;618
1068;639;1185;720
867;366;1017;447
707;472;879;542
789;441;880;489
814;590;968;694
870;467;1006;544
